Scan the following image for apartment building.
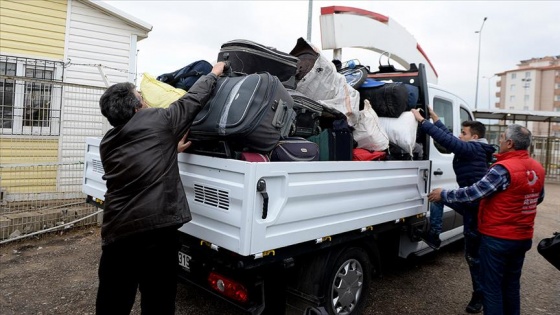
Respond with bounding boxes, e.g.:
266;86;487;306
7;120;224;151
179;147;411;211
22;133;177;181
495;56;560;136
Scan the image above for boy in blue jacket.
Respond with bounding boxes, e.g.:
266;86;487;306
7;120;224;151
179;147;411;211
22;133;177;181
411;107;496;314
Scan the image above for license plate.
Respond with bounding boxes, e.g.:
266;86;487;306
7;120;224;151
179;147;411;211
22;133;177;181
178;251;192;271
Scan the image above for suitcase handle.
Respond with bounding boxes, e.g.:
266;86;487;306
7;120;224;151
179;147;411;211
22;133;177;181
272;99;289;129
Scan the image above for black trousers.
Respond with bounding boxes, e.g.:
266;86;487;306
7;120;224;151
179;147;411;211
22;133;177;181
96;227;180;315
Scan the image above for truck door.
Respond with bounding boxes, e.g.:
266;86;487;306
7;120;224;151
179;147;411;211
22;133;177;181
427;87;461;234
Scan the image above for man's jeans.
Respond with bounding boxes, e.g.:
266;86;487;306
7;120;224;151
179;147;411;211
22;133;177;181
463;207;482;295
430;201;482;295
479;234;532;315
428;201;444;236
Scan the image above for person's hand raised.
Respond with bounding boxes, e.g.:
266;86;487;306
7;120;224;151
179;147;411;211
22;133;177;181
428;107;439;122
211;62;227;77
411;109;425;122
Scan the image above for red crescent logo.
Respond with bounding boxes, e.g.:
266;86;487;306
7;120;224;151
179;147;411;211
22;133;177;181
527;170;538;186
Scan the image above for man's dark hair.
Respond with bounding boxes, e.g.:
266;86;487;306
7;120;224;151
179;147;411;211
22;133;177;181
462;120;486;138
99;82;142;127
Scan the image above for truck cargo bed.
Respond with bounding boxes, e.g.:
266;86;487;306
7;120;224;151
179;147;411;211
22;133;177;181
83;137;430;256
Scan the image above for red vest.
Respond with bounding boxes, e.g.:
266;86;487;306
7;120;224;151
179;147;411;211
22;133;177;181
479;150;545;240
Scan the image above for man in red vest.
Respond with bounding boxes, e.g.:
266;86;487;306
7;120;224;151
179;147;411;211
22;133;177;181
429;124;545;315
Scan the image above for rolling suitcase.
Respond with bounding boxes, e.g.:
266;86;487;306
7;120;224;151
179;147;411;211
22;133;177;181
217;39;299;89
190;73;295;153
307;119;354;161
287;89;323;138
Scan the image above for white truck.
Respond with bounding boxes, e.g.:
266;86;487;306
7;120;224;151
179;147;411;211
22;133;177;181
82;6;476;315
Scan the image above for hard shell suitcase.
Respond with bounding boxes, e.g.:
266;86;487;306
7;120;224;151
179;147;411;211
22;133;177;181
270;137;320;162
190;73;295;153
287;89;323;138
217;39;299;89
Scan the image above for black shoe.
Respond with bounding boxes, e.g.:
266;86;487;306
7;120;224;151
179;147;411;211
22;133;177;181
417;230;441;250
465;292;483;313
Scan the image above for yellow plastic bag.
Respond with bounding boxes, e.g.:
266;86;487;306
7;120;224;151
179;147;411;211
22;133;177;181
140;73;186;108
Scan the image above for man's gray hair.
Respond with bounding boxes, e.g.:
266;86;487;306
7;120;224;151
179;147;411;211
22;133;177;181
505;124;532;150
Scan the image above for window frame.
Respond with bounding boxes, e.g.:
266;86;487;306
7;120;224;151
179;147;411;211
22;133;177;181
432;96;454;154
0;57;63;136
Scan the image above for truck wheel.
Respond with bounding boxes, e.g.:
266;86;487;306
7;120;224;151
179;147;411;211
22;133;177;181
325;247;371;315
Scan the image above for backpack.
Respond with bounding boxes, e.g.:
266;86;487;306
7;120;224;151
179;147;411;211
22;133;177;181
157;60;213;91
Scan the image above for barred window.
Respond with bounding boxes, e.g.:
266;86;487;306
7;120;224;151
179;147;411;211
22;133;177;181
0;56;63;136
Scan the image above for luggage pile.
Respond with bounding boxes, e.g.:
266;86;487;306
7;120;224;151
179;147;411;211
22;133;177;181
143;37;423;162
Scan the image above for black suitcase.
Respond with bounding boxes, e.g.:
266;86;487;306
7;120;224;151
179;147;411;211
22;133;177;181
270;137;320;162
190;73;295;153
307;119;353;161
217;39;299;89
358;82;409;117
287;89;323;138
537;232;560;271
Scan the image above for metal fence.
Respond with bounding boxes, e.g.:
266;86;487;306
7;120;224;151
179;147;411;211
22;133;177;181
487;126;560;183
532;136;560;183
1;72;106;240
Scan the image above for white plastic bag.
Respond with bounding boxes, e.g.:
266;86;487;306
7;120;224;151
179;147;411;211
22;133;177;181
295;41;360;127
353;100;389;151
378;111;417;155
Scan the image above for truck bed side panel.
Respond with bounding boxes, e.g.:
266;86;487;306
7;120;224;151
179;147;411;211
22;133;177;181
178;154;430;256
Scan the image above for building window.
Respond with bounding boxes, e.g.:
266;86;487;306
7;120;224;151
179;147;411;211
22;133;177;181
556;83;560;89
523;106;529;110
555;95;560;102
510;84;516;91
525;71;531;78
509;106;515;110
510;95;515;102
23;68;54;127
0;56;62;136
511;73;516;79
525;95;530;102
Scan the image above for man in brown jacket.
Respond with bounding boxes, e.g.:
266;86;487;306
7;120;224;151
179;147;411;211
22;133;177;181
96;62;225;315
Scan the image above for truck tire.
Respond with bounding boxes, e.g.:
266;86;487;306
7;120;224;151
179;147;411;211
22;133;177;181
325;247;371;315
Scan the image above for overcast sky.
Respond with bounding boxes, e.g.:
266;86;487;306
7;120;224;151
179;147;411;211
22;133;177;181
102;0;559;110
